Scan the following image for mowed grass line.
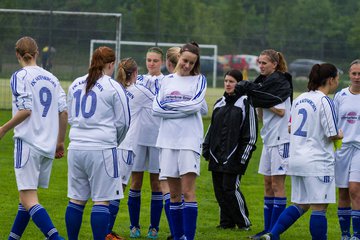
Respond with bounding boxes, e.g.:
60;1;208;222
0;88;342;239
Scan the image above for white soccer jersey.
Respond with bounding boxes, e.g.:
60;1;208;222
11;66;67;158
67;74;130;150
261;97;291;147
334;87;360;148
153;73;208;154
287;90;339;176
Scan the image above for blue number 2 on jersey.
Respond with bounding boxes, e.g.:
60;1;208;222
294;108;307;137
73;89;97;118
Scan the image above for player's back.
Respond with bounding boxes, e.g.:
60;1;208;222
68;74;129;150
11;66;66;158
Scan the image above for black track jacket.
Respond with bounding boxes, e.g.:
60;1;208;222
203;92;258;175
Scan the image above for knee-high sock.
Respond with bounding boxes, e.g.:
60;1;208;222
29;204;59;240
164;193;174;236
269;197;287;230
108;200;120;233
264;196;274;231
183;202;198;240
309;210;327;240
8;204;30;240
170;202;184;240
65;201;85;240
352;209;360;238
338;207;351;237
271;205;305;239
150;192;163;231
91;205;110;240
128;189;141;229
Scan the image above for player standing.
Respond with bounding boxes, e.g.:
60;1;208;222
334;59;360;240
153;42;208;240
0;36;67;240
65;46;130;240
127;47;164;239
261;63;343;240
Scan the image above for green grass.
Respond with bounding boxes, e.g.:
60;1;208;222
0;88;343;239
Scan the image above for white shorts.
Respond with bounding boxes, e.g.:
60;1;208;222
14;139;53;190
67;149;123;202
291;175;335;204
118;149;135;185
335;146;360;188
159;148;200;178
132;145;160;174
258;143;289;176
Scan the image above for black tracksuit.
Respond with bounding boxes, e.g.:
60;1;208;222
203;92;258;228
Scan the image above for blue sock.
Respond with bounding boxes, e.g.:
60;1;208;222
264;196;274;231
29;204;59;240
150;191;163;231
269;197;287;230
170;202;185;239
8;204;30;240
338;207;351;237
91;205;110;240
128;189;141;229
309;210;327;240
352;209;360;238
183;202;198;240
65;201;85;240
271;205;304;239
108;199;120;233
164;193;174;236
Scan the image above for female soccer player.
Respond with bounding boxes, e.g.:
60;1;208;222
261;63;343;240
106;57;138;240
127;47;164;239
0;36;67;240
334;59;360;240
153;42;208;240
203;69;258;230
65;46;130;240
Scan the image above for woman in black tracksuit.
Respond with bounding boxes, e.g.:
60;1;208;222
203;69;258;230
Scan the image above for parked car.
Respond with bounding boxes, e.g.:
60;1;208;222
218;54;260;73
289;58;343;78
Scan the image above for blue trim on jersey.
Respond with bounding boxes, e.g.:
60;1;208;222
193;75;206;100
109;78;131;126
323;96;339;133
112;147;119;178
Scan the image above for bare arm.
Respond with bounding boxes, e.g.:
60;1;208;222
270;107;285;117
0;109;31;139
329;129;343;141
55;110;68;159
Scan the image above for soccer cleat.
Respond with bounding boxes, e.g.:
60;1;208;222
249;230;268;239
147;227;158;239
259;233;273;240
350;236;360;240
106;231;125;240
130;226;141;238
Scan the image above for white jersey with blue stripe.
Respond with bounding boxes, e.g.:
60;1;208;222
153;73;208;154
11;66;67;158
67;74;130;150
334;87;360;148
288;90;338;176
261;97;291;147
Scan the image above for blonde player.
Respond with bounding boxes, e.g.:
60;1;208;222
261;63;343;240
127;47;164;239
153;42;208;240
65;46;130;240
0;36;67;240
334;59;360;240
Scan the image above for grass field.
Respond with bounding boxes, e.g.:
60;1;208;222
0;87;343;239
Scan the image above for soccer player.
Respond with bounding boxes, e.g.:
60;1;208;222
334;59;360;240
203;69;258;230
261;63;343;240
0;36;67;240
65;46;130;240
106;57;138;240
153;41;208;240
127;47;164;239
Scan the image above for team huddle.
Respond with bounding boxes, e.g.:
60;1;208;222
0;36;359;240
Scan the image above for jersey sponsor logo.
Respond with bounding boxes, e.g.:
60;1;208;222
162;91;192;104
341;111;359;124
